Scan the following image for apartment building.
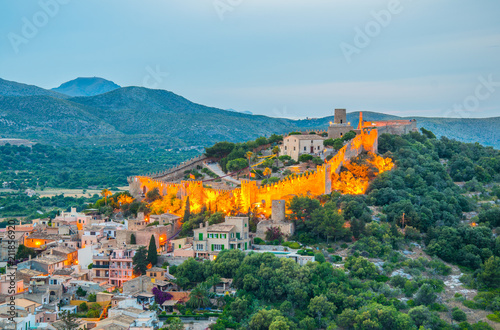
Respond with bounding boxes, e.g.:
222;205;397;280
92;248;137;287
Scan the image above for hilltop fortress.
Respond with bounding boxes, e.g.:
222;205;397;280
128;110;416;216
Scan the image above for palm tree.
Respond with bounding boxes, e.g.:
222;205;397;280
272;146;280;167
101;189;112;205
187;283;210;310
246;151;254;165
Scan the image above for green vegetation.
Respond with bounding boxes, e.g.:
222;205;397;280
205;135;283;173
0;143;200;190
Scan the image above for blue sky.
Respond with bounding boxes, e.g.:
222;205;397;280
1;0;499;119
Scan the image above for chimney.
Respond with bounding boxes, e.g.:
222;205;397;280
205;221;208;228
199;223;203;228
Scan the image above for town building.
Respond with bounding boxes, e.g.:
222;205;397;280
280;134;327;161
17;254;68;275
92;247;139;287
193;216;251;259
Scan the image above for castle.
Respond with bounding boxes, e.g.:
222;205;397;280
128;109;413;217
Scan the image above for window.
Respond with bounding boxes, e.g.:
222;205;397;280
215;234;219;239
196;244;204;251
304;146;306;151
236;232;240;239
213;244;224;251
231;233;234;238
293;147;296;151
198;233;203;241
178;244;181;248
285;146;287;150
245;223;247;227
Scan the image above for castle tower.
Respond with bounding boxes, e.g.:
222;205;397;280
334;108;347;125
358;111;363;130
271;200;286;222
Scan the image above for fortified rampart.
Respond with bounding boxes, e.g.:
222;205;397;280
128;155;208;185
361;119;417;136
129;129;378;216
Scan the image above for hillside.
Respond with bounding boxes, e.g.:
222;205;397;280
0;77;497;149
52;77;121;96
0;78;67;98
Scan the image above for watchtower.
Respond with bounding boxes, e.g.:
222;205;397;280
334;109;347;125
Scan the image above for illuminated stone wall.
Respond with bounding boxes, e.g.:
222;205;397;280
129;129;379;216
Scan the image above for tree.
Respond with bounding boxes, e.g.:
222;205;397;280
101;188;111;205
164;317;184;330
414;283;437;306
130;233;136;244
187;283;210;309
147;235;158;266
230;297;250;322
332;139;344;150
263;167;272;179
314;253;326;263
246;151;254;168
133;246;148;275
55;310;79;330
249;309;283;330
272;146;280;166
308;295;336;322
477;256;500;288
79;302;88;312
76;286;87;297
408;305;433;328
341;130;357;141
146;187;161;202
205;141;236;158
15;244;36;260
88;293;96;302
183;196;190;223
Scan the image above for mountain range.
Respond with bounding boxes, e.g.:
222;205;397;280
0;77;498;149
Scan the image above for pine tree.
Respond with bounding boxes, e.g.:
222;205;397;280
130;233;136;244
147;235;158;266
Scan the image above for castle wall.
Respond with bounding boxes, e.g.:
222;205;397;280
129;129;379;216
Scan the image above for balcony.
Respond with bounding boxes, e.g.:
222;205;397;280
93;264;109;269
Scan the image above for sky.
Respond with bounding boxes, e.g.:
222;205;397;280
1;0;500;119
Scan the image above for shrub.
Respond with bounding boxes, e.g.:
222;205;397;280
298;154;313;162
429;303;448;312
254;237;264;245
487;312;500;323
452;308;467;322
327;247;335;253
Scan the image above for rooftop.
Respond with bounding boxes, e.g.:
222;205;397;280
31;255;67;265
285;134;326;140
207;224;234;232
147;267;165;272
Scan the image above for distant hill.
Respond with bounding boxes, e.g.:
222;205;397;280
52;77;121;97
0;78;67;98
0;77;497;149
